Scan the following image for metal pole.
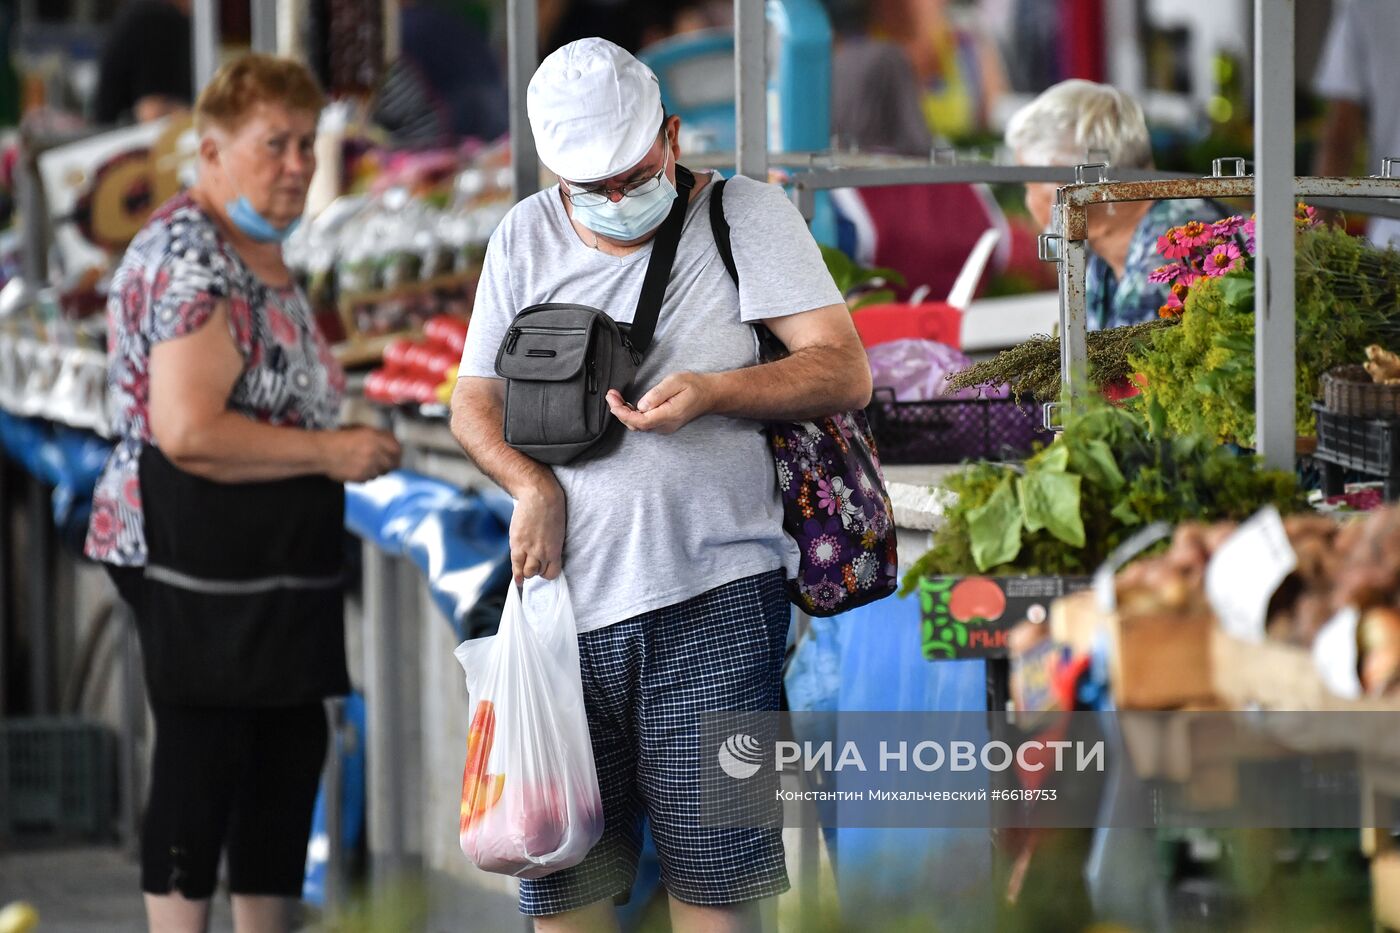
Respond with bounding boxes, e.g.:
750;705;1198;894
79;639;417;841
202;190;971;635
116;599;144;853
506;0;539;202
362;540;406;885
16;146;47;288
191;0;220;93
1253;0;1295;471
734;0;767;180
250;0;277;54
323;697;347;910
0;456;9;717
26;474;53;713
382;0;401;64
1058;239;1089;403
276;0;306;59
1105;0;1142;95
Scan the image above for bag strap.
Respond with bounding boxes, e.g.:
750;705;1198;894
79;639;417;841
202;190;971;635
709;177;788;361
709;177;739;286
625;165;696;357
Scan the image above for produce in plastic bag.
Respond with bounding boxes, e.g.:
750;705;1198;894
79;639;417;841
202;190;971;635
453;574;603;878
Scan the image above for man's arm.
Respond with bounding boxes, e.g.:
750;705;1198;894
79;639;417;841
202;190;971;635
606;303;871;434
450;376;565;583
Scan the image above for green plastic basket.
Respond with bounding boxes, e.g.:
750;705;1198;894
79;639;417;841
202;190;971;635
0;717;115;843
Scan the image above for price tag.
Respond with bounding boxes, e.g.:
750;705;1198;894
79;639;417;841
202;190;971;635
1312;606;1362;700
1204;506;1297;644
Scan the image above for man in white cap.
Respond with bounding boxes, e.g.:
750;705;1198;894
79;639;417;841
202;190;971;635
451;37;870;930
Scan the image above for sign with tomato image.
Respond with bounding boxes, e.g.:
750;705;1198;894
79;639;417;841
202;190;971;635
918;575;1092;659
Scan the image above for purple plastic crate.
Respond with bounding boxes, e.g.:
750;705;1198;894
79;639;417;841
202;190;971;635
865;388;1052;464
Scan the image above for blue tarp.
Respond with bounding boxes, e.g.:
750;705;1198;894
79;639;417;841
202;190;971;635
346;470;513;640
0;411;112;545
784;592;995;927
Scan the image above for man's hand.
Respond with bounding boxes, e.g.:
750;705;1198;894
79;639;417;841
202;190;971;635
606;372;715;435
511;480;566;584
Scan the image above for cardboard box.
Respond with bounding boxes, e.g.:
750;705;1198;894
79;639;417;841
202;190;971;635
1110;608;1217;710
1210;628;1400;714
1374;851;1400;932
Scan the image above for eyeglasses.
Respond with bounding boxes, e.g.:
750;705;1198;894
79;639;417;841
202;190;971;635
563;138;670;207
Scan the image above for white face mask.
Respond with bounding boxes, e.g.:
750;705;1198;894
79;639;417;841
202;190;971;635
569;145;676;242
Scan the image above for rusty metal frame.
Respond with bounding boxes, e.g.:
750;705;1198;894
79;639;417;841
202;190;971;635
786;164;1197;221
1044;170;1400;419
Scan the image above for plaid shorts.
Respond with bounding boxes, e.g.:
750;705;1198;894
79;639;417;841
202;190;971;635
517;569;792;917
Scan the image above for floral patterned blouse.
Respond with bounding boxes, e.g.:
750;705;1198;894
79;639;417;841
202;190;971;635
1085;197;1228;331
85;193;345;566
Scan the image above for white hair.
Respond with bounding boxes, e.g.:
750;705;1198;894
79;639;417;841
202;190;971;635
1005;79;1152;169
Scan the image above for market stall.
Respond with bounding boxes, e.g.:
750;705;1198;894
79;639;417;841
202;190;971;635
9;0;1400;927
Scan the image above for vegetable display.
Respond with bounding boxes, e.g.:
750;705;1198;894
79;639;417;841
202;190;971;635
363;313;469;407
951;213;1400;446
945;319;1174;402
903;400;1300;584
1115;514;1341;648
1113;506;1400;700
1366;344;1400;385
1132;222;1400;444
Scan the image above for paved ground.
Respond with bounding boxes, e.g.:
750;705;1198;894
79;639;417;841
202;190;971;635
0;846;528;933
0;845;234;932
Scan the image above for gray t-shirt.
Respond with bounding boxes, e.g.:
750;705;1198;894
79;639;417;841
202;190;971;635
459;172;845;632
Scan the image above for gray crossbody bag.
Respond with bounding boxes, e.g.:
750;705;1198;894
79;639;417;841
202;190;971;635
494;167;696;465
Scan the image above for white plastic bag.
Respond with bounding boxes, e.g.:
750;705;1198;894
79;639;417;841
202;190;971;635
453;573;603;878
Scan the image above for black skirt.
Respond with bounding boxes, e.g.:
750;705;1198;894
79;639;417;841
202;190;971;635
125;444;350;707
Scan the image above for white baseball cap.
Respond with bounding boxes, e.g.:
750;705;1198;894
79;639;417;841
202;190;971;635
527;38;666;185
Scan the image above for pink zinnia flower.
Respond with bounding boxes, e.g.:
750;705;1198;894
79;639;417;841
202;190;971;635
1212;215;1246;238
1241;217;1257;255
1203;242;1244;277
1295;202;1320;228
1148;264;1182;284
1156;229;1192;260
1176;220;1212;248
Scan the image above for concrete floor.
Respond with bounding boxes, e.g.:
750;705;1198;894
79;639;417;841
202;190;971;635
0;845;235;933
0;845;531;933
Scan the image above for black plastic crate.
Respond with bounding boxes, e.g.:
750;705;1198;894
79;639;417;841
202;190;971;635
1312;403;1400;500
0;717;116;844
865;388;1053;464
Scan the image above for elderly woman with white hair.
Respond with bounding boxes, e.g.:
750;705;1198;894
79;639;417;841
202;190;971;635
1007;79;1227;330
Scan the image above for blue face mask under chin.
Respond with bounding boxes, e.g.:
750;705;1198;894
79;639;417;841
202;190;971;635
571;150;677;243
226;195;301;243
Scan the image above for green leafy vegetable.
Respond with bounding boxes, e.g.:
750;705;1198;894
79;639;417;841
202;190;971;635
966;477;1023;570
1018;471;1086;547
900;398;1301;588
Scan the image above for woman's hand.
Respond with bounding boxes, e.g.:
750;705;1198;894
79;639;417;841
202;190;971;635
511;480;565;584
319;427;402;483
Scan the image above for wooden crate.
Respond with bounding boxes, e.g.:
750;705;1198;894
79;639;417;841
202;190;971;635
1110;608;1216;710
1049;590;1217;709
1209;629;1400;713
1376;852;1400;932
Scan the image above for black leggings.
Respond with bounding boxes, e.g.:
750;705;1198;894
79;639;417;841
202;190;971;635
143;700;328;898
110;566;328;898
